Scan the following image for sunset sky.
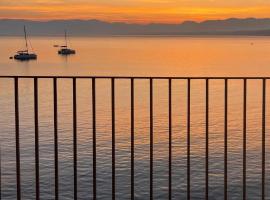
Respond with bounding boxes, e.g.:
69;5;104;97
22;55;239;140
1;0;270;24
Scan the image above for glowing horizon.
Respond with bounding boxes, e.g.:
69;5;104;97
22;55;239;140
1;0;270;24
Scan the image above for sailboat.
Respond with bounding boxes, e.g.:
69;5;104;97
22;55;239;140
14;26;37;61
58;30;76;55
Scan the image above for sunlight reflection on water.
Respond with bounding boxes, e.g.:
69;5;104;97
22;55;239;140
1;36;270;199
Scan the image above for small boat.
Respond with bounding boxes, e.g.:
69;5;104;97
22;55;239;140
13;26;37;61
58;30;76;55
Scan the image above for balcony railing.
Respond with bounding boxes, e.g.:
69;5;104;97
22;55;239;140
0;76;269;200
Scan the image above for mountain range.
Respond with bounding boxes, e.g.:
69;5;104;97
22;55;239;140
1;18;270;36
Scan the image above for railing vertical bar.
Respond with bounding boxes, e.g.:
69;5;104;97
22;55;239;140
187;78;191;200
34;78;40;200
262;79;266;200
205;79;209;200
130;78;135;200
168;79;172;200
92;78;97;200
150;78;153;200
53;78;59;200
111;78;116;200
14;77;21;200
224;79;228;200
73;78;78;200
0;145;2;200
0;147;1;200
243;79;247;200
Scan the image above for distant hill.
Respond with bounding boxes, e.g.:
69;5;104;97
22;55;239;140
1;18;270;36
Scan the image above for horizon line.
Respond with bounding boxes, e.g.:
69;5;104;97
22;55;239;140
1;17;270;25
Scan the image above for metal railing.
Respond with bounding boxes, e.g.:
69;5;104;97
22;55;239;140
0;76;268;200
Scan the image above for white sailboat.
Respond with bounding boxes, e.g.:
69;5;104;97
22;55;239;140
58;30;76;55
14;26;37;61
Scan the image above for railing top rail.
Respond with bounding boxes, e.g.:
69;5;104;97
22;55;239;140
0;75;270;79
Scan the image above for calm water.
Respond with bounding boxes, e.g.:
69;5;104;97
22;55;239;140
1;36;270;199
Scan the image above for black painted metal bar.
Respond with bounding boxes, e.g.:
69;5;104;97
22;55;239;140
0;144;2;200
205;79;209;200
92;78;97;200
262;79;266;200
187;79;191;200
111;78;116;200
150;78;153;200
14;77;21;200
243;79;247;200
0;147;2;200
73;78;78;200
0;145;2;200
53;78;59;200
130;78;135;200
34;78;40;200
224;79;228;200
168;79;172;200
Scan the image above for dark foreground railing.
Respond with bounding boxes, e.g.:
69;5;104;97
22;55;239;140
0;76;268;200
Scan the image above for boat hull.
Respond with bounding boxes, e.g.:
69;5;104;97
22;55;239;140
14;53;37;61
58;49;76;55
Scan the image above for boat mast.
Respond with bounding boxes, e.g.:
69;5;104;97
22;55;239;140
24;25;28;53
65;30;67;48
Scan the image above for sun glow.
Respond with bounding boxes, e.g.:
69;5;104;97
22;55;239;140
0;0;270;23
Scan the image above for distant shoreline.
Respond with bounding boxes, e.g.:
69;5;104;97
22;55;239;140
2;18;270;37
1;33;270;37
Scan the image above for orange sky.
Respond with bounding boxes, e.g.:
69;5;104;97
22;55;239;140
1;0;270;23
